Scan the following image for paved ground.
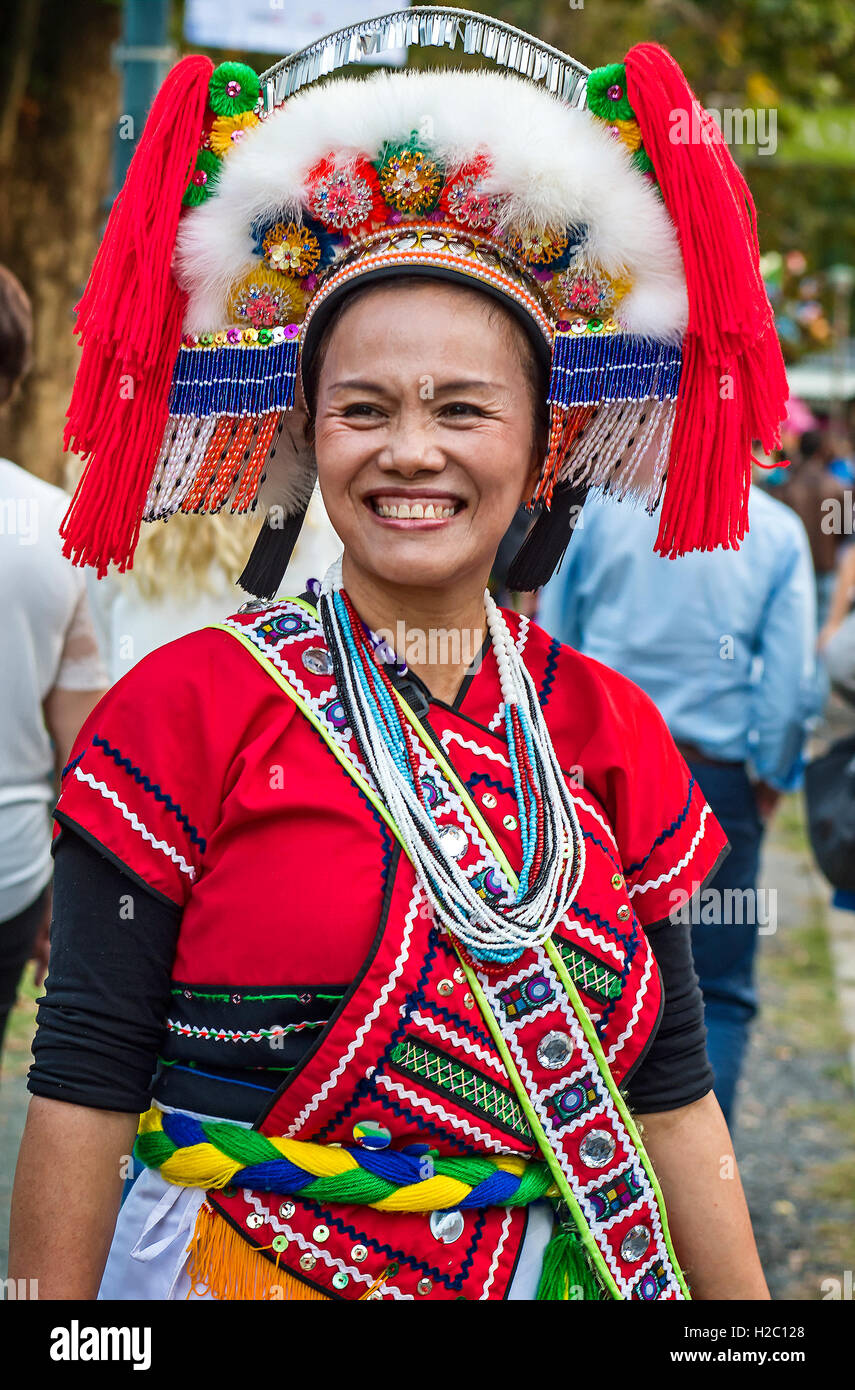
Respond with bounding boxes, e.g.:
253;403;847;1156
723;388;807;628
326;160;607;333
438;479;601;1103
730;797;855;1300
2;793;854;1294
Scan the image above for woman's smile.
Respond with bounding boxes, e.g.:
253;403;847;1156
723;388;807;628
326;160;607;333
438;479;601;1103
365;488;466;528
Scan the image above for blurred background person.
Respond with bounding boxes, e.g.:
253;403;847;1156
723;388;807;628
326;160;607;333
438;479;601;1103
0;264;108;1067
537;481;819;1125
773;429;848;628
84;490;341;681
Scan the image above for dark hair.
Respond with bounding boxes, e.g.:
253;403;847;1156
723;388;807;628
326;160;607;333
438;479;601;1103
799;429;823;461
302;275;550;460
0;265;33;408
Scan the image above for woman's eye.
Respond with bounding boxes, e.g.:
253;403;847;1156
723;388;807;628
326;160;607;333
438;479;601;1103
342;403;382;418
441;402;484;418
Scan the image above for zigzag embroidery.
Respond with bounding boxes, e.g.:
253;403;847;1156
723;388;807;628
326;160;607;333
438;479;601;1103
537;637;561;709
572;794;620;855
441;729;511;768
428;1002;500;1055
628;803;711;898
625;777;696;877
563;906;626;962
72;767;196;879
292;1191;487;1291
93;735;206;850
604;941;654;1065
60;748;85;781
166;1018;325;1043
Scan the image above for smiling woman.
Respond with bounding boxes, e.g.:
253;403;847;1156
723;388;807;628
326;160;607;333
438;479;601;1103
305;278;545;691
11;10;784;1303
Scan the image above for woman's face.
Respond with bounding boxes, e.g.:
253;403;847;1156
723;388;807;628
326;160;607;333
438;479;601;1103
311;280;543;596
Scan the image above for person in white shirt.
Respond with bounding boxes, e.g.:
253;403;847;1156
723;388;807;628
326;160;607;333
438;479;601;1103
0;264;108;1062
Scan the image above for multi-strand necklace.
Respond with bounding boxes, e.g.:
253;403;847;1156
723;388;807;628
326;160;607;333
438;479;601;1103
318;559;584;967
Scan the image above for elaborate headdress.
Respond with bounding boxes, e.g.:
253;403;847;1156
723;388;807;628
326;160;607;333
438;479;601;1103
60;7;786;595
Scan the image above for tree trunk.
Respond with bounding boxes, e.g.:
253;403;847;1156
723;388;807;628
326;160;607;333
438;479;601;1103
0;0;119;487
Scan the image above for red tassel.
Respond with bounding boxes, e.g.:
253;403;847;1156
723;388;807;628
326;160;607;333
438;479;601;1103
61;55;214;575
624;44;788;558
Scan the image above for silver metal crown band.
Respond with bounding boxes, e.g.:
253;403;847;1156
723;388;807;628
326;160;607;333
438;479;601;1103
259;7;590;112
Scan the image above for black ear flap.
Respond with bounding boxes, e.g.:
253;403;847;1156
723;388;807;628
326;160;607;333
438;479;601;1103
237;505;309;599
506;483;589;592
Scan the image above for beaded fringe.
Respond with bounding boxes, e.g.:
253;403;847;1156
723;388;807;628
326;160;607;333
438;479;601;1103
186;1201;331;1302
535;329;682;517
537;396;677;515
143;411;285;519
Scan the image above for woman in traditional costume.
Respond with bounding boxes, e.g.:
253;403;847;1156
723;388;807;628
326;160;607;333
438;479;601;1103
11;9;785;1300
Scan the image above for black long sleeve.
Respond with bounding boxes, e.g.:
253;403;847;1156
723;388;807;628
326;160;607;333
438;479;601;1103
28;829;181;1113
622;915;714;1112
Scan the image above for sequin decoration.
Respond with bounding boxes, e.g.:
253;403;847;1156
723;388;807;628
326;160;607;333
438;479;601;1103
443;167;506;232
551;262;632;322
377;143;442;215
228;268;306;329
308;158;379;232
510;226;570;266
560;268;615;316
262;222;322;277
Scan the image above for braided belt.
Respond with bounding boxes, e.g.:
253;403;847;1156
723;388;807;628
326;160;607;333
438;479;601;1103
135;1107;556;1211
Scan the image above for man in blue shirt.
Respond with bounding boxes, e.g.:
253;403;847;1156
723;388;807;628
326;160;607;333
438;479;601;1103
538;485;819;1125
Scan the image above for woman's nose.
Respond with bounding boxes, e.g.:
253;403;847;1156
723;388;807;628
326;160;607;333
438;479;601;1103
378;416;446;475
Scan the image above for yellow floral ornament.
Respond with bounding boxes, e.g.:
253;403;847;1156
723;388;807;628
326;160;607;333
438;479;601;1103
509;227;569;265
378;148;442;214
209;110;260;157
262;222;322;277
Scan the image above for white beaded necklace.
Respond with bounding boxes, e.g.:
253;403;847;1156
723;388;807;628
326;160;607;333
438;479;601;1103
319;557;585;963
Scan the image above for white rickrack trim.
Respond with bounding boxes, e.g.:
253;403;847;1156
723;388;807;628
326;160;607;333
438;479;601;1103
441;728;511;769
480;1209;514;1301
373;1071;515;1156
571;792;621;856
243;1192;410;1301
72;767;196;880
509;998;567;1032
285;881;420;1137
627;803;711;898
560;918;625;966
604;939;654;1066
438;730;622;863
598;1192;650;1236
408;1010;507;1079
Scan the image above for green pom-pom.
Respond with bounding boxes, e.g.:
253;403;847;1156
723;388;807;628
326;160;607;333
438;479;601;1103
182;148;221;207
631;146;655;175
209;60;260;116
586;62;634;123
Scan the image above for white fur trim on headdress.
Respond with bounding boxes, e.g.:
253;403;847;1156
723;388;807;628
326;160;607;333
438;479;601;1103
175;67;687;339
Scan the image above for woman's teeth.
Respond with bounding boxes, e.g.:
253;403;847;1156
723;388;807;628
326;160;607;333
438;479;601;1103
373;500;457;519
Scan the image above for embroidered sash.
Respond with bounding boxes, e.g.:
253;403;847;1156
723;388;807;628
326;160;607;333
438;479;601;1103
199;603;688;1300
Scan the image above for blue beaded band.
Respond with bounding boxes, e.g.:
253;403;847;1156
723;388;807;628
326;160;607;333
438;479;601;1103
167;340;299;417
547;332;682;408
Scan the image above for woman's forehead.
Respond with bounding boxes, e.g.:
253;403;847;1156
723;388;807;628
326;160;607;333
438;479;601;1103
322;281;524;362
